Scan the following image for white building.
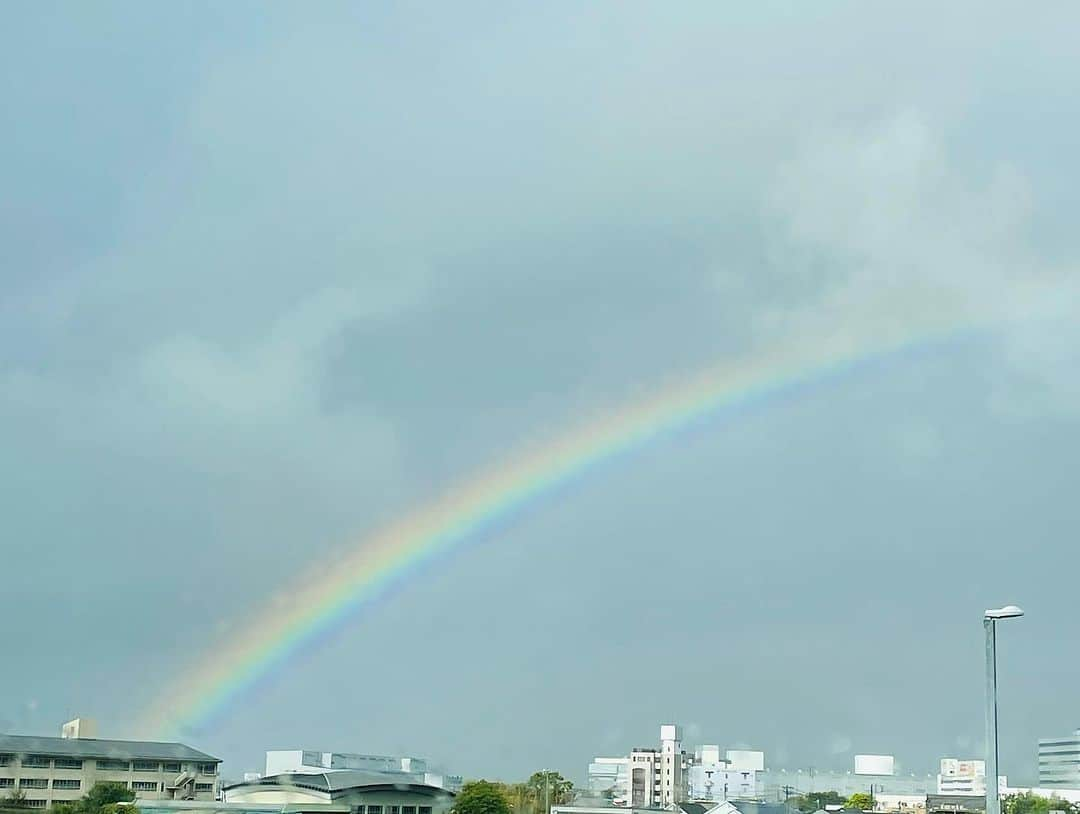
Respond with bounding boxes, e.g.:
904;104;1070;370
1039;732;1080;788
658;725;687;809
937;760;987;796
264;752;461;793
587;758;630;805
0;720;221;809
687;746;757;801
590;725;688;809
224;770;454;814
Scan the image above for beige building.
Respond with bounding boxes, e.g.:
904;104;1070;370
0;721;222;809
224;770;454;814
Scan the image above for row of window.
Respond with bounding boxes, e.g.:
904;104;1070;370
355;805;433;814
0;755;216;774
0;779;80;790
0;778;214;794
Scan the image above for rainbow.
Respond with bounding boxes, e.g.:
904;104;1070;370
136;322;977;738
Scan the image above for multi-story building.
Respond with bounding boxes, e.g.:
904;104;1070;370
658;725;687;809
937;760;987;796
264;751;461;793
0;720;221;809
1039;732;1080;788
587;758;629;804
591;725;688;809
688;746;757;802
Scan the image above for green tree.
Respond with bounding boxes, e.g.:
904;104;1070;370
1003;793;1077;814
793;791;846;812
525;772;573;811
82;783;135;812
453;781;512;814
846;793;874;811
47;782;136;814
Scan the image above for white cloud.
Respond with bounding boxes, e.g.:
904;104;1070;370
760;110;1080;412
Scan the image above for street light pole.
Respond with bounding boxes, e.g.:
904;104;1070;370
984;605;1024;814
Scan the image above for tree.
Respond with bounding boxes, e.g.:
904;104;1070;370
1;789;28;811
792;791;846;812
47;782;135;814
846;793;874;811
453;781;512;814
525;772;573;811
1004;793;1077;814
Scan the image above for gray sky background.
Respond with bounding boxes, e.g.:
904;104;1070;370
3;1;1080;786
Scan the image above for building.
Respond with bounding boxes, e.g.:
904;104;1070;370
688;747;757;802
554;800;792;814
755;769;937;801
623;726;689;808
588;728;762;808
0;720;221;809
224;770;454;814
1039;732;1080;788
659;726;688;809
870;794;926;813
937;760;986;796
138;801;348;814
587;759;630;804
926;794;985;814
263;752;461;793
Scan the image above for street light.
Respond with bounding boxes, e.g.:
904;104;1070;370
985;605;1024;814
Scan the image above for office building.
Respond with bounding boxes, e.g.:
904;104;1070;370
1039;732;1080;787
0;719;221;809
937;760;986;796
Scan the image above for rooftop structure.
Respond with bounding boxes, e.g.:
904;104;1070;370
224;770;454;814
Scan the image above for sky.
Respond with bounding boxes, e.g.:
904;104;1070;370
3;0;1080;787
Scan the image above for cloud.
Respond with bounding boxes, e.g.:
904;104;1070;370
759;110;1080;411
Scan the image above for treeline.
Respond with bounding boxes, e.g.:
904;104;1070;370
452;772;574;814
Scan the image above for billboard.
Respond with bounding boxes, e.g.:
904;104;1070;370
855;755;895;776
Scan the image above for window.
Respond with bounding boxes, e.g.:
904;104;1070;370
0;755;11;767
56;759;84;769
0;779;14;788
419;807;432;814
194;783;214;792
368;806;383;814
389;807;401;814
22;756;51;769
403;806;417;814
133;782;159;792
20;779;49;789
53;780;82;790
133;760;160;772
25;801;47;809
198;763;218;775
97;759;131;771
163;763;181;773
